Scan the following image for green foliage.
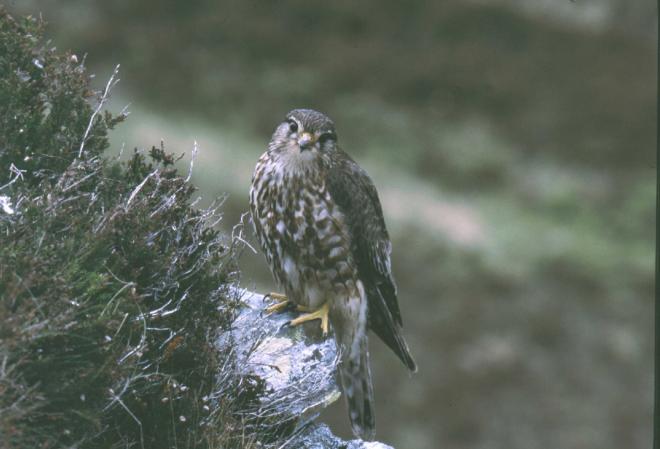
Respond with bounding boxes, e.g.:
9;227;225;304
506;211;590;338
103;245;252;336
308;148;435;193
0;11;123;186
0;9;270;448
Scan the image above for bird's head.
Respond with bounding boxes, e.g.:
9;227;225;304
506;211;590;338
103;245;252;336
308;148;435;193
268;109;338;164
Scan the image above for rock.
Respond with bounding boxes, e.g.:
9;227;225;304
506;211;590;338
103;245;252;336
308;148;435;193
292;423;394;449
221;290;394;449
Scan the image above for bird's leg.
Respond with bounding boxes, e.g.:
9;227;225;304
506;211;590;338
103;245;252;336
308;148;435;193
289;302;330;337
264;292;291;314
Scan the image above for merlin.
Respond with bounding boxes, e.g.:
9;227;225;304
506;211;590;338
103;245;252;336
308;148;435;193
249;109;416;440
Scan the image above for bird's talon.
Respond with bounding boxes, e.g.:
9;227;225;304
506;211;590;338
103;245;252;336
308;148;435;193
265;300;292;315
264;292;288;303
264;292;291;315
289;302;330;336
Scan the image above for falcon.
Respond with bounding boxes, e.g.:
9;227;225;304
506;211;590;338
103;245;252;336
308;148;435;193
249;108;416;440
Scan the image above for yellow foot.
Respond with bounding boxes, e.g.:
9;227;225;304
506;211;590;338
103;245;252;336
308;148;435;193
264;292;290;314
289;302;330;337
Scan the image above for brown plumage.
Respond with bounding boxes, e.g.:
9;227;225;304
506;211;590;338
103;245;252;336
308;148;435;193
249;109;416;440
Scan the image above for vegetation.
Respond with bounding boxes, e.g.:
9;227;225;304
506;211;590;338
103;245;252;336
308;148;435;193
2;2;654;448
0;10;281;448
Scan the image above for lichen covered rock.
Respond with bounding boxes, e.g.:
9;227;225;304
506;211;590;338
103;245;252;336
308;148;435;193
224;291;396;449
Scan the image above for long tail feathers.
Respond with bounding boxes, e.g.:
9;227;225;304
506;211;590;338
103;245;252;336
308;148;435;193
338;334;376;441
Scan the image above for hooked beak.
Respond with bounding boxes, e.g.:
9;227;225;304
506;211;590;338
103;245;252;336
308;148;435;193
297;132;316;151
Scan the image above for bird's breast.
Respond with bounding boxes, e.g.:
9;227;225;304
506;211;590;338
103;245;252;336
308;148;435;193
250;162;359;308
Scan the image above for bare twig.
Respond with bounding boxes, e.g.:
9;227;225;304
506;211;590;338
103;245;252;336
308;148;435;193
232;212;258;254
61;166;101;192
78;64;120;158
116;141;126;161
185;141;199;183
106;380;145;449
0;164;26;191
125;169;158;208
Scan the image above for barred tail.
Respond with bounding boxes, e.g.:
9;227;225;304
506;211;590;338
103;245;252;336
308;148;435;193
338;333;375;441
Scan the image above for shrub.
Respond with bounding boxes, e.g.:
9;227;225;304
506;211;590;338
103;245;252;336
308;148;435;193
0;9;268;448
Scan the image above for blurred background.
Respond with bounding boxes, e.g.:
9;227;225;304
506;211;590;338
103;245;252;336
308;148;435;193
7;1;655;448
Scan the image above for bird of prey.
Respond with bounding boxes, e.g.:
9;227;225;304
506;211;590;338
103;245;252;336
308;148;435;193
249;108;416;440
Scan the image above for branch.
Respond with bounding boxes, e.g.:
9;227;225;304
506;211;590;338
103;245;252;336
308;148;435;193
78;64;120;158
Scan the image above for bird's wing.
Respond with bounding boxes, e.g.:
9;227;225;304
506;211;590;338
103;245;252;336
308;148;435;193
326;150;416;372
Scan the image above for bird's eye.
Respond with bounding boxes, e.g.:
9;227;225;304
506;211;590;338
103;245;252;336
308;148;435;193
318;132;336;144
287;120;298;133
